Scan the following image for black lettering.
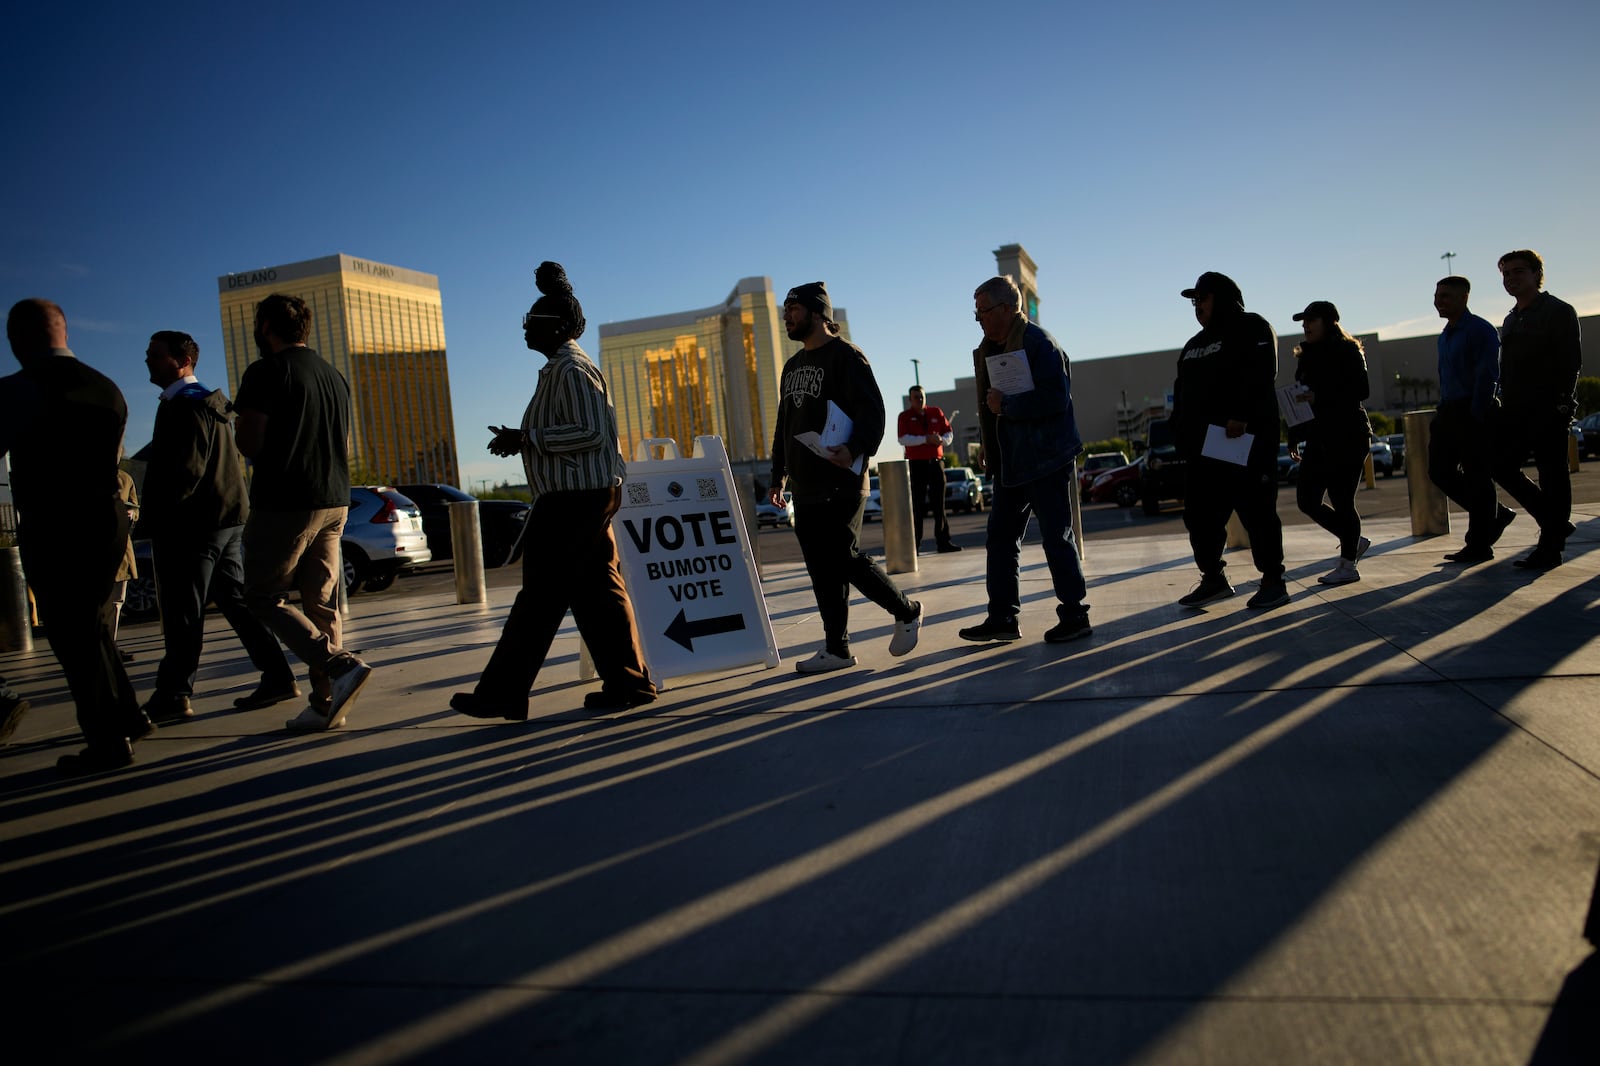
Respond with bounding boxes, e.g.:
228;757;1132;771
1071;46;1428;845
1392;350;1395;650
621;518;651;554
710;511;737;544
656;516;684;550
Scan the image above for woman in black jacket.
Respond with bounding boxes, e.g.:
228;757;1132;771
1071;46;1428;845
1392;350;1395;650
1289;301;1371;585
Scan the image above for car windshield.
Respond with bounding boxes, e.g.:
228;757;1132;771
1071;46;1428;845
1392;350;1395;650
945;469;965;482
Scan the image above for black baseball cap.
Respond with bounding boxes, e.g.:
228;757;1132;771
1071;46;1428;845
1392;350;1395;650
1292;300;1340;323
1180;272;1243;306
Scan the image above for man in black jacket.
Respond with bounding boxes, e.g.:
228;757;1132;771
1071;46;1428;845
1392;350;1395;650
1;299;151;775
767;282;921;673
140;330;295;721
1490;249;1583;570
1169;272;1287;609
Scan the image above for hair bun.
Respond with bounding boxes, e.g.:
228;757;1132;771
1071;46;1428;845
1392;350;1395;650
535;261;572;297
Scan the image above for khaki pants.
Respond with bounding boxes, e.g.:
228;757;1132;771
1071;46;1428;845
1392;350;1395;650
243;507;347;699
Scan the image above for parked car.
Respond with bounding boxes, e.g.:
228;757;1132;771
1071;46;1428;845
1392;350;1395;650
1276;442;1299;483
343;486;433;594
1079;450;1131;500
121;540;158;622
1384;433;1407;472
1139;418;1186;515
1580;413;1600;459
756;493;794;528
1087;456;1143;507
864;476;882;522
944;466;985;513
1369;437;1394;477
394;483;530;568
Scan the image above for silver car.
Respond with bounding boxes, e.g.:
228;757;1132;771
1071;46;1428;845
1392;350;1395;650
343;486;433;594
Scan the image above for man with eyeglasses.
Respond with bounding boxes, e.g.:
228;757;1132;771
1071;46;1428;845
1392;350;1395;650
958;275;1091;644
1489;249;1583;569
1169;272;1287;609
767;281;922;673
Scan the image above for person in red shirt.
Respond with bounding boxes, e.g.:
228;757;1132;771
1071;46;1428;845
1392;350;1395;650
897;386;961;553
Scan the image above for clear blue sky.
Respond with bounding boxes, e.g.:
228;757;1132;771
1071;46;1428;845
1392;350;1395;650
5;0;1596;489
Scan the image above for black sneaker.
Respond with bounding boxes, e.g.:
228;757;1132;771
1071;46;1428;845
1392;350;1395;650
1178;574;1234;607
1247;579;1290;609
450;691;529;722
958;616;1021;642
57;741;135;778
1043;615;1092;643
936;543;963;553
1444;544;1494;564
1512;546;1563;570
142;692;194;722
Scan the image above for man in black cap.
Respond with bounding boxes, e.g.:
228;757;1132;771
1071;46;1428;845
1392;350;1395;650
1169;272;1287;608
768;282;922;673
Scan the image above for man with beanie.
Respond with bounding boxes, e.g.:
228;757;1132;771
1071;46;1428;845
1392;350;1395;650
1429;277;1511;564
768;282;922;673
1490;249;1583;569
897;385;960;552
1169;272;1288;608
958;275;1091;644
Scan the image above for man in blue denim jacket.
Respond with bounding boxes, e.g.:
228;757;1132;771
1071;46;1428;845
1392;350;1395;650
959;275;1091;644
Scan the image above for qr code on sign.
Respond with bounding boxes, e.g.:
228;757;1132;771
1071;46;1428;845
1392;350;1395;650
696;478;719;499
626;482;650;506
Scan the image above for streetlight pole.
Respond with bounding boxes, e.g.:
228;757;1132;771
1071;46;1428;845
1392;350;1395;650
1441;251;1457;274
910;358;921;387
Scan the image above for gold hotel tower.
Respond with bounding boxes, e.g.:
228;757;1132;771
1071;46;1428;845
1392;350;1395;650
598;277;848;473
216;253;459;486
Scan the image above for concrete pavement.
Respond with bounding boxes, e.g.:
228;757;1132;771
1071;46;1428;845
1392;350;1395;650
2;510;1597;1065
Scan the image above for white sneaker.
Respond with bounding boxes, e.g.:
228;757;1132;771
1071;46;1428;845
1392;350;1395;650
326;657;372;723
795;650;857;674
1318;559;1360;585
1354;536;1371;561
285;704;341;732
888;601;922;657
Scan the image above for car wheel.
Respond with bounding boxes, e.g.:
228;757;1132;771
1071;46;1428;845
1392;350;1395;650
121;575;159;623
1114;483;1138;508
341;544;368;596
362;570;397;593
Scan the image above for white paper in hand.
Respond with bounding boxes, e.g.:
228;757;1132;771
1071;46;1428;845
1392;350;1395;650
985;350;1035;395
1201;423;1254;466
794;400;864;474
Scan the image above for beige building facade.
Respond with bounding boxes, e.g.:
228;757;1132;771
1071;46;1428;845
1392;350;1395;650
216;254;459;486
598;277;849;474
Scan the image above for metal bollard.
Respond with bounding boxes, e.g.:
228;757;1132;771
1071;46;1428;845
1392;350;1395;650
1569;431;1580;474
450;499;487;604
0;545;31;653
733;473;761;575
1404;410;1450;536
878;460;918;575
1362;451;1376;489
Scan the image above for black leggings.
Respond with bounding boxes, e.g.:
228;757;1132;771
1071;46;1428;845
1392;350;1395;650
1296;434;1367;559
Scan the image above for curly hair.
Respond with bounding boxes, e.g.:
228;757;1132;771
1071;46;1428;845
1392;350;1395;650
531;261;585;341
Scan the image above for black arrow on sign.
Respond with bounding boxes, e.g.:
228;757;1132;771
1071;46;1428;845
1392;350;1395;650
664;608;747;652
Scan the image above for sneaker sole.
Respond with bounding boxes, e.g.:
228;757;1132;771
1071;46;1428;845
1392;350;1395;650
1247;595;1291;609
1044;628;1093;644
1178;591;1234;608
795;660;856;674
327;667;372;721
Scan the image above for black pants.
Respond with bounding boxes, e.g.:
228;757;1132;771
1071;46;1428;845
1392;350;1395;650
152;525;292;697
1428;404;1500;548
909;458;953;548
22;506;141;750
1491;406;1572;548
1182;457;1285;579
793;492;916;656
477;487;654;702
1296;432;1368;559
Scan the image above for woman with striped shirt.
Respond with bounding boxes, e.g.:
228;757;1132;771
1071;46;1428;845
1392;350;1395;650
451;262;656;719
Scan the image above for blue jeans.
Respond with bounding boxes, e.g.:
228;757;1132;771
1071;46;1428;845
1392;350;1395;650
154;525;292;697
983;469;1088;622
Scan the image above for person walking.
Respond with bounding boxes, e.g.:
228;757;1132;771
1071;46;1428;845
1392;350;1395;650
1287;301;1372;585
897;385;960;553
958;275;1092;644
1429;276;1512;564
1169;272;1287;608
767;281;921;673
451;261;657;718
1489;249;1583;569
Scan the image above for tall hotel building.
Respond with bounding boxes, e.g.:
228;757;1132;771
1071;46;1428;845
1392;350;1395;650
598;277;847;473
217;254;460;486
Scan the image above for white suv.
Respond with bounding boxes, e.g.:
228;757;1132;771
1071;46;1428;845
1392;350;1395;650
342;486;433;594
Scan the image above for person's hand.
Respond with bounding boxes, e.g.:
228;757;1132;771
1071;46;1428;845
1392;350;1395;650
767;486;786;507
825;444;856;469
1225;419;1248;439
987;387;1004;414
1296;389;1315;404
925;432;940;446
487;424;524;457
1289;447;1302;462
